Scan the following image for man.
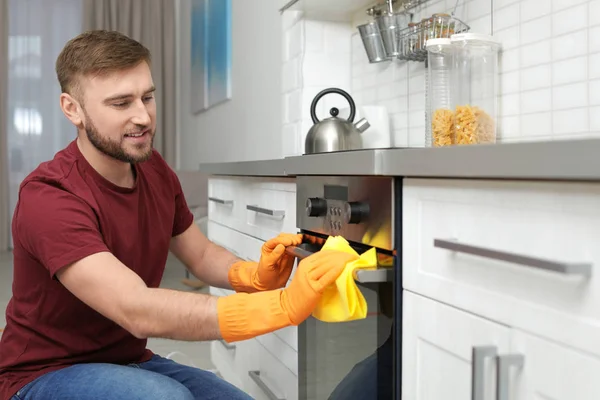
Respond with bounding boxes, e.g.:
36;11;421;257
0;30;356;400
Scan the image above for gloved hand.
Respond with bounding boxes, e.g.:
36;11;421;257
217;249;359;343
228;233;303;293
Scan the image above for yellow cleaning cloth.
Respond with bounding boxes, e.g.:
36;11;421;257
312;236;377;322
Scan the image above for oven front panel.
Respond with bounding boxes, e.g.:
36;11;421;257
296;176;395;251
295;176;400;400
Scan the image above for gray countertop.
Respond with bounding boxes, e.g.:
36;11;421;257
198;138;600;181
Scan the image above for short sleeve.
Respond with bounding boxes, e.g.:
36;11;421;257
14;181;110;278
167;168;194;237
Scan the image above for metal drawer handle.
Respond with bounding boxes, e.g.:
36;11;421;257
496;354;524;400
472;346;497;400
434;238;592;277
208;197;233;206
218;339;236;350
248;370;285;400
246;204;285;219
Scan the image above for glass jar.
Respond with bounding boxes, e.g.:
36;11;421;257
416;17;432;51
451;33;501;145
404;22;419;59
426;38;455;147
431;13;455;38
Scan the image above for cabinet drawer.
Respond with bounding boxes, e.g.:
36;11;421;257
211;336;261;391
206;220;243;297
246;339;298;400
403;178;600;357
255;332;298;376
208;176;296;238
207;219;245;259
211;339;244;389
244;185;297;241
208;177;248;231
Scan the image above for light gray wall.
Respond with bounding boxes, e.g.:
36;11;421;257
176;0;283;169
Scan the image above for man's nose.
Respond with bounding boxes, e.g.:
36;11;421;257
131;100;152;126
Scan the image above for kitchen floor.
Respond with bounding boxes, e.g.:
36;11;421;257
0;251;215;372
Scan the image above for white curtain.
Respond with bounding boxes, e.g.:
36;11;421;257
4;0;83;248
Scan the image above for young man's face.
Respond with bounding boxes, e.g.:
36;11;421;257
78;61;157;163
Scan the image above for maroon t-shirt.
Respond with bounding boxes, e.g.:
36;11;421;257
0;140;194;400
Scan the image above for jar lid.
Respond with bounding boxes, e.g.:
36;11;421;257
450;33;501;46
426;38;452;48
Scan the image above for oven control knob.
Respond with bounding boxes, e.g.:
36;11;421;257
344;202;370;224
306;197;327;217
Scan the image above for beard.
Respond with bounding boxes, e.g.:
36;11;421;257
83;111;154;164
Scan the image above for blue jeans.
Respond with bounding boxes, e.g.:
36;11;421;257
11;354;252;400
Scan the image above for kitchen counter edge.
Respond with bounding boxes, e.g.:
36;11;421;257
198;138;600;181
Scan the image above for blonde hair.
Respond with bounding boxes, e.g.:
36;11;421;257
55;30;151;100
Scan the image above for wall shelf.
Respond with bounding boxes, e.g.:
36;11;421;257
279;0;379;22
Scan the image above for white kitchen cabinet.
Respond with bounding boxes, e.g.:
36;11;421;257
402;290;511;400
403;177;600;400
403;291;600;400
505;329;600;400
208;176;298;241
206;175;299;396
403;178;600;358
246;339;299;400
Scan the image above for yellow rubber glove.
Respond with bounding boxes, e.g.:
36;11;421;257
227;233;303;293
217;249;359;343
312;236;378;322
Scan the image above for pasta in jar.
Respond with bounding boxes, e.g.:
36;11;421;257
431;105;496;146
431;108;454;147
454;105;495;145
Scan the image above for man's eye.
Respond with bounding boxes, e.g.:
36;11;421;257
113;102;128;108
143;96;154;103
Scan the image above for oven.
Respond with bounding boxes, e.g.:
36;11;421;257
287;176;401;400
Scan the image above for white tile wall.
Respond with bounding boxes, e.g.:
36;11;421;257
283;0;598;153
281;12;353;156
348;0;599;146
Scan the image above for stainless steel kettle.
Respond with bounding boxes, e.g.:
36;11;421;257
304;88;370;154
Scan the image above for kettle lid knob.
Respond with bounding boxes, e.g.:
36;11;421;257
329;107;339;117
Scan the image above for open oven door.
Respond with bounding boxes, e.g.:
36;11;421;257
285;235;397;400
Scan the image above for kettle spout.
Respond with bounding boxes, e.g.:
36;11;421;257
354;118;370;133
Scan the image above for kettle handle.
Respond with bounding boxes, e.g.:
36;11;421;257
310;88;356;124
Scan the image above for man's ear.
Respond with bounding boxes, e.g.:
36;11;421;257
59;92;84;128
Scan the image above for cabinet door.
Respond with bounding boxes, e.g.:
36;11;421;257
403;291;511;400
500;330;600;400
403;178;600;357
